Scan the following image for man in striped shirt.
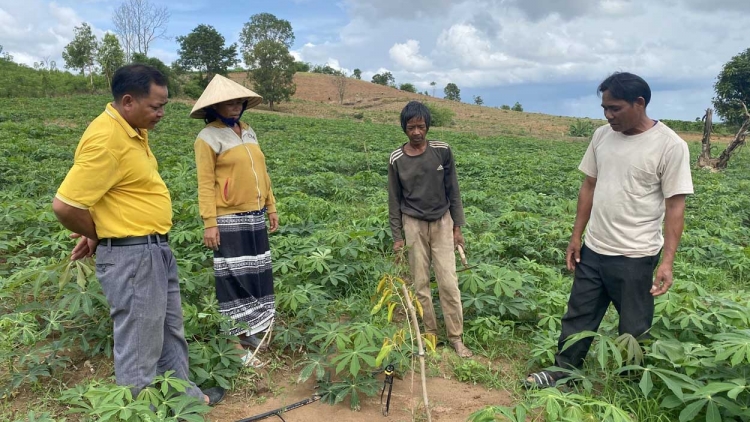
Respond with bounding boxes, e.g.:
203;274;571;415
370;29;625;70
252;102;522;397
388;101;473;358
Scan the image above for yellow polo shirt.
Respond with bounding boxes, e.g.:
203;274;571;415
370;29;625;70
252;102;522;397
56;103;172;239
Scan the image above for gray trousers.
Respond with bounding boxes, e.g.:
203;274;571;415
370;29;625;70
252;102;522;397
95;239;203;399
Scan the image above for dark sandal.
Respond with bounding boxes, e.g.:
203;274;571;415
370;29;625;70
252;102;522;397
522;371;559;389
239;333;268;350
203;386;226;406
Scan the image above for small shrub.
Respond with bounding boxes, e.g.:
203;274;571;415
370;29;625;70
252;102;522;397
501;104;511;110
568;119;596;137
353;112;364;120
511;102;523;112
399;83;417;93
183;80;204;100
426;103;455;127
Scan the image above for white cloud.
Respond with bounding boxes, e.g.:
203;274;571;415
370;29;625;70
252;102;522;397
0;1;104;66
342;0;455;19
389;40;432;72
2;0;747;119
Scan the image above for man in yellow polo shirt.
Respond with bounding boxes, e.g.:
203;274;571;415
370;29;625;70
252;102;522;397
52;64;224;406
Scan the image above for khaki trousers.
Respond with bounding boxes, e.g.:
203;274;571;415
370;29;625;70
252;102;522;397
403;212;464;341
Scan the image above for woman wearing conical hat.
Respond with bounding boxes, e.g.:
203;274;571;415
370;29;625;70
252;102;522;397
190;75;277;367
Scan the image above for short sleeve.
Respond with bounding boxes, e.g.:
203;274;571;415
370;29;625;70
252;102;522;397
660;141;694;198
56;141;119;208
578;140;598;178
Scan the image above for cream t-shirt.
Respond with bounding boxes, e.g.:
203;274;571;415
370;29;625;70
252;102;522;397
579;121;694;258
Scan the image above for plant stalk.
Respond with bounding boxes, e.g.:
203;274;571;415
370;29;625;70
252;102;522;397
400;283;431;422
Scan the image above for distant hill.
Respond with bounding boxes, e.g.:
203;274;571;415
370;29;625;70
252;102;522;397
225;71;602;140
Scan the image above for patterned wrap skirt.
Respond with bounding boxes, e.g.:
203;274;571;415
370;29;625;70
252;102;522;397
214;209;275;336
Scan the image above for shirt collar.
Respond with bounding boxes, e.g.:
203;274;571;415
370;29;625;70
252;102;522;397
105;103;147;141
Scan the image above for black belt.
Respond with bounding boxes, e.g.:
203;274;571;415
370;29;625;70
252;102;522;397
103;233;169;246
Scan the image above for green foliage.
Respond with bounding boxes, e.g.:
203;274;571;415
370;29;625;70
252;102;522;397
62;23;97;82
176;24;238;86
294;61;311;72
501;104;511;110
239;13;295;66
713;47;750;126
352;68;362;79
2;95;750;421
473;95;484;106
444;82;460;101
248;40;297;110
0;60;97;97
568;119;596;137
97;33;125;89
58;371;210;421
311;64;343;75
399;83;417;93
425;102;455;127
130;53;182;97
511;101;523;112
0;44;13;62
371;71;394;86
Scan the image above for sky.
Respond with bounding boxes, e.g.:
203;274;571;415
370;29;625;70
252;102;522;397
0;0;748;120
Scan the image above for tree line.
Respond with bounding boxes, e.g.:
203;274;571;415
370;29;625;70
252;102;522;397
3;0;750;123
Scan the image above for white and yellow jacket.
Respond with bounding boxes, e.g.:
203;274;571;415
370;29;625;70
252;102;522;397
194;121;276;228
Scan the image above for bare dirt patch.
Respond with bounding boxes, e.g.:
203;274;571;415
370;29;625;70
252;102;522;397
207;372;511;422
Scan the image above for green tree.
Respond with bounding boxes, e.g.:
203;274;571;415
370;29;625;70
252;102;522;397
0;45;13;62
294;61;311;72
511;101;523;112
62;23;98;90
473;95;483;106
430;81;436;97
444;82;460;101
399;83;416;93
372;72;394;86
176;24;238;87
130;53;180;97
500;104;511;110
97;33;125;89
713;47;750;126
249;40;296;110
239;13;294;67
311;64;342;75
353;68;362;80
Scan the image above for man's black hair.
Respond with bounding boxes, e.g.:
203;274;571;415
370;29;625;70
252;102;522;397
400;101;431;132
112;64;168;102
597;72;651;106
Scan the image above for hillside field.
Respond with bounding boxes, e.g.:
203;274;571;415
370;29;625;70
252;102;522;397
1;94;749;422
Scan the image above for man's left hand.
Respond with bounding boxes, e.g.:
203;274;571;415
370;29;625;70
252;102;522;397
650;263;673;296
70;233;99;261
453;226;465;249
268;212;279;233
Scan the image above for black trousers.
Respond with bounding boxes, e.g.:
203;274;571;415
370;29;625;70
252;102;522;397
555;245;661;371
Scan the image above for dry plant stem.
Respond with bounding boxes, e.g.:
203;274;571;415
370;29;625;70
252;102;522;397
400;283;432;422
245;319;274;366
457;244;468;267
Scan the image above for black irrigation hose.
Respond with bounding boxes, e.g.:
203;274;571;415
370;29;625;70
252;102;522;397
234;364;397;421
233;394;322;422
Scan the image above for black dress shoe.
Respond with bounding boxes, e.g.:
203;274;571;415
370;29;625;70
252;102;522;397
203;386;226;406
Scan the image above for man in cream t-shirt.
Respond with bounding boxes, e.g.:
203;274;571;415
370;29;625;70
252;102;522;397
524;72;694;388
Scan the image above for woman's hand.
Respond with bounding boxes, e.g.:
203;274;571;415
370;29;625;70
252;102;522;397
204;226;220;250
268;212;279;233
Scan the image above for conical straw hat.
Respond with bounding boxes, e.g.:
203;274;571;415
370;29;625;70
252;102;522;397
189;74;263;119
